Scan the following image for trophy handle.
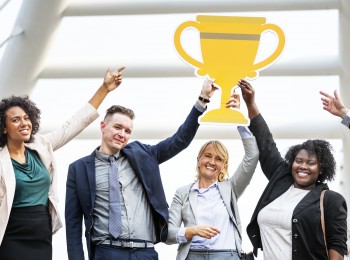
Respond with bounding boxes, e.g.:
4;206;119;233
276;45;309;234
251;23;285;72
174;21;205;71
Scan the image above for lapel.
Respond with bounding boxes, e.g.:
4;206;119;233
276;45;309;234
218;182;233;215
218;181;238;227
188;188;198;222
0;146;16;209
85;152;97;208
120;146;141;180
293;185;325;216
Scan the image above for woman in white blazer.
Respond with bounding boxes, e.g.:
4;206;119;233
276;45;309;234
166;93;259;260
0;67;125;260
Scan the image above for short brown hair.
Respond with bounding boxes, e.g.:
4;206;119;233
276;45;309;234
104;105;135;122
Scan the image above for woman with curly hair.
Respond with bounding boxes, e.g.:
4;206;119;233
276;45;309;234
165;92;259;260
238;79;348;260
0;67;125;260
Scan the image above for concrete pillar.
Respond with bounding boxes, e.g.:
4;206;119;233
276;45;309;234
0;0;68;97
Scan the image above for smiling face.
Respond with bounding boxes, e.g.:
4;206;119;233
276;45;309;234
99;112;133;155
292;149;320;190
4;106;32;145
197;142;228;186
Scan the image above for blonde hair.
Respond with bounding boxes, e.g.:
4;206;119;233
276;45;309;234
196;140;229;182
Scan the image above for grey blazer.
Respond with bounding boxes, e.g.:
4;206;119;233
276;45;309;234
166;136;259;260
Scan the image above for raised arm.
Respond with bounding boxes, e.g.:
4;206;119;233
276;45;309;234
89;66;125;109
225;90;259;197
45;66;125;151
231;134;259;198
238;79;260;119
151;78;218;164
238;79;285;180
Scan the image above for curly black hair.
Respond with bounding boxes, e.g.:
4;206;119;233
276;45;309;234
284;139;336;183
0;96;41;147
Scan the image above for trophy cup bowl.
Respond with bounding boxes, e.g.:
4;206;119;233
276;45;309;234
174;15;285;125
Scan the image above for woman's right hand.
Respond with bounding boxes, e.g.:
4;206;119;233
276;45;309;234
185;225;220;240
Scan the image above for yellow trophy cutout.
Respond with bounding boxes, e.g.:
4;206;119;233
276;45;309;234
174;15;285;125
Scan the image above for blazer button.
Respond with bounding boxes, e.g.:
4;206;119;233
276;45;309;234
293;233;299;239
293;249;299;255
292;218;298;223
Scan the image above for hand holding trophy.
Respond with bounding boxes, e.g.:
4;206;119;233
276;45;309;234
174;15;285;125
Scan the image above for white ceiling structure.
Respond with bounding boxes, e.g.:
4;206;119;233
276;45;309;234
0;0;349;255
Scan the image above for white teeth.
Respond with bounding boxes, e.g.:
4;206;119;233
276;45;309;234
298;172;308;177
206;166;215;170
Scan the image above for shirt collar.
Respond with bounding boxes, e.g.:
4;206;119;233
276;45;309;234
95;148;121;162
191;180;218;192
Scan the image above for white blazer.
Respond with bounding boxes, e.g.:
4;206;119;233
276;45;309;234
0;103;99;244
166;137;259;260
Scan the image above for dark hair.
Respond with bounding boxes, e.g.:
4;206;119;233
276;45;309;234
0;96;41;147
284;139;336;183
104;105;135;122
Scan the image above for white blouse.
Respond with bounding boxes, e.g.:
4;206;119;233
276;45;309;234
257;184;310;260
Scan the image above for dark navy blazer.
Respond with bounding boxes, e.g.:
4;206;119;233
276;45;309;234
65;106;203;260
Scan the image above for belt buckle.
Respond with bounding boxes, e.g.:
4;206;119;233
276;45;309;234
121;241;133;248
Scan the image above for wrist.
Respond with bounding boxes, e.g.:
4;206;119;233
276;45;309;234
200;91;210;99
101;82;112;93
198;96;210;103
247;103;260;119
185;227;195;240
340;107;349;118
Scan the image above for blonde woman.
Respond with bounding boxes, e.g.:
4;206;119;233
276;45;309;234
166;93;259;260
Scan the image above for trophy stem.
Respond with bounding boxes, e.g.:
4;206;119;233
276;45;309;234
199;84;249;125
220;85;236;108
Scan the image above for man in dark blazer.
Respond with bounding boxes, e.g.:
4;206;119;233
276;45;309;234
65;79;217;260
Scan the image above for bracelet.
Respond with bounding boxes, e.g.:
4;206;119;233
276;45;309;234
198;96;210;103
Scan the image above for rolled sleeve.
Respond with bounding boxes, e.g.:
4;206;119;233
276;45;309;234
177;227;188;244
237;126;253;139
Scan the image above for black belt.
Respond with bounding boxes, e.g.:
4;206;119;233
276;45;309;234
99;239;154;248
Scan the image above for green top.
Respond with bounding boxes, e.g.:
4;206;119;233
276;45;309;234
12;148;50;208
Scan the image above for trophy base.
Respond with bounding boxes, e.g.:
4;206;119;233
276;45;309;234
199;108;249;125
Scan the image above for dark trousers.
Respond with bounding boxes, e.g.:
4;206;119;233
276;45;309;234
95;244;158;260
